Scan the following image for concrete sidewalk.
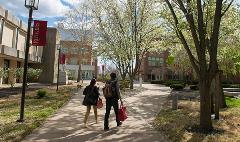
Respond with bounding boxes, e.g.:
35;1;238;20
22;84;170;142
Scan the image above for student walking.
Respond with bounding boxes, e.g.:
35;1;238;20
82;78;100;127
103;72;123;131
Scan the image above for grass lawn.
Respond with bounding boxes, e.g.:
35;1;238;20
153;97;240;142
0;86;75;142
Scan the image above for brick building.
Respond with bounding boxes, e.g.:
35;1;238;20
139;51;169;81
60;40;98;80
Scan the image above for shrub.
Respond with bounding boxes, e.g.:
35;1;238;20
190;85;199;90
151;80;165;84
191;80;199;85
170;84;185;90
36;89;47;98
120;80;130;89
222;84;231;88
165;80;186;86
27;68;42;82
230;84;240;88
0;68;9;79
67;71;75;80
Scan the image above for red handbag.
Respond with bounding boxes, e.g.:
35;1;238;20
118;103;128;121
97;98;103;109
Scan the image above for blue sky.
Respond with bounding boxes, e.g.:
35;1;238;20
0;0;239;27
0;0;83;27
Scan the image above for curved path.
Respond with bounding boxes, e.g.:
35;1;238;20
22;84;170;142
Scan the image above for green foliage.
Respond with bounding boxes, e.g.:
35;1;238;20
91;0;163;81
104;74;111;82
67;71;75;80
27;68;42;82
170;84;185;90
36;89;47;98
222;84;240;88
166;56;175;66
165;80;186;87
119;80;130;89
151;80;165;84
190;85;199;90
96;75;104;82
14;68;24;79
0;88;72;142
225;97;240;108
0;67;9;79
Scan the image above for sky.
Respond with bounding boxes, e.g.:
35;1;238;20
0;0;239;27
0;0;84;27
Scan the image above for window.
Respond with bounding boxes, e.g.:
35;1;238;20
69;57;78;65
148;57;164;67
0;19;3;43
61;47;68;53
71;48;78;54
81;59;88;65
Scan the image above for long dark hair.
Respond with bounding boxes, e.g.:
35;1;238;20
90;78;96;87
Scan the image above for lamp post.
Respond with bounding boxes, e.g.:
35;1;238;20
18;0;39;122
57;44;61;91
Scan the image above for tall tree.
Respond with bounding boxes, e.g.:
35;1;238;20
162;0;234;130
58;1;94;82
91;0;161;88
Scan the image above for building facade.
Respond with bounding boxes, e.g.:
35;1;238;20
60;40;98;80
38;28;60;84
0;6;42;85
139;51;169;81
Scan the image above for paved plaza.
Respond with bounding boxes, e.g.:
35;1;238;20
23;84;170;142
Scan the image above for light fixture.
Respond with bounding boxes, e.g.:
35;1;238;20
25;0;39;10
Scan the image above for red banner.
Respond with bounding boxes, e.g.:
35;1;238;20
60;53;66;64
32;20;47;46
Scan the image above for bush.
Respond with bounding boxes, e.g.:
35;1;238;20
190;80;199;85
222;84;231;88
230;84;240;88
119;80;130;89
190;85;199;90
170;84;185;90
27;68;42;82
222;84;240;88
67;71;75;80
36;89;47;98
151;80;165;84
165;80;186;87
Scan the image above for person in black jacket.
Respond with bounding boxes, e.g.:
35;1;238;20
83;78;100;127
104;72;123;131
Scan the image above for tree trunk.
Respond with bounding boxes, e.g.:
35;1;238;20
130;77;134;89
211;93;214;114
215;71;220;119
210;78;215;114
77;64;82;82
199;79;213;131
121;73;126;80
218;70;227;108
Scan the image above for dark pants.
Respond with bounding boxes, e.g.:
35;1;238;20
104;98;120;128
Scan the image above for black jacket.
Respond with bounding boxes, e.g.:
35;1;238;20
83;85;100;105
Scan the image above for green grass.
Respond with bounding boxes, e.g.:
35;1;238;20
225;97;240;108
0;87;74;142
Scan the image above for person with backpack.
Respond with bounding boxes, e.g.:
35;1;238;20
103;72;123;131
82;78;100;127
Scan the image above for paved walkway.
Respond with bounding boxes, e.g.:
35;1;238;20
22;84;170;142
